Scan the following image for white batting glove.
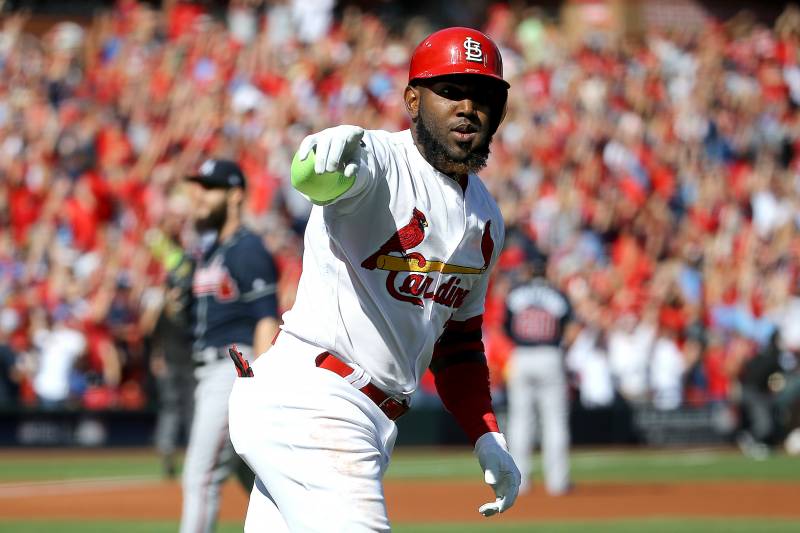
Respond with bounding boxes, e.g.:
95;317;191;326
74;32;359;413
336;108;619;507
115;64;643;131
297;125;365;178
474;432;521;517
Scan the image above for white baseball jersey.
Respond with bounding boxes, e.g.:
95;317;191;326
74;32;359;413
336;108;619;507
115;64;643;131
280;129;504;397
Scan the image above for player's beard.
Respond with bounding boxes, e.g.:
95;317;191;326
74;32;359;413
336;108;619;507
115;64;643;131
194;200;228;233
416;111;492;177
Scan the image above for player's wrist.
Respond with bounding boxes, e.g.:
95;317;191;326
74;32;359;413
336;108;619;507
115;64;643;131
474;431;508;454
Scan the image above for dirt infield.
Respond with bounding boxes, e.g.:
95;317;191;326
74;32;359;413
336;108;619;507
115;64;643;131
1;477;798;523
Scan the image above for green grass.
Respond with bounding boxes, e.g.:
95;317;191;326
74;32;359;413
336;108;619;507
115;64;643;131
395;521;800;533
0;449;797;533
1;448;798;483
1;519;799;533
0;523;190;533
387;448;800;482
0;454;161;482
394;520;800;533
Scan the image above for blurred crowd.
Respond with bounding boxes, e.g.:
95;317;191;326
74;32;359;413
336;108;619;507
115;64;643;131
1;0;799;443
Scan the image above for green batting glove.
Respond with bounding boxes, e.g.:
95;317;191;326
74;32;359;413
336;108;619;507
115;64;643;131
291;148;356;205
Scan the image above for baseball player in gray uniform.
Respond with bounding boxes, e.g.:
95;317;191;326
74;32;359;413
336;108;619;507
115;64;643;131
181;159;280;533
505;256;575;495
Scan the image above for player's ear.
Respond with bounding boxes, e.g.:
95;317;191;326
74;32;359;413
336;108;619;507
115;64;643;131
228;187;244;207
404;85;420;121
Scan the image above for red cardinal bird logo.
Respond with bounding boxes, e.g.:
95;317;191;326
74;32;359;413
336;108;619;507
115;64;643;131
362;208;428;269
480;220;494;267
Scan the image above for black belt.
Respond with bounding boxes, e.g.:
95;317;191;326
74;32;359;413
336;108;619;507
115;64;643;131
195;345;243;366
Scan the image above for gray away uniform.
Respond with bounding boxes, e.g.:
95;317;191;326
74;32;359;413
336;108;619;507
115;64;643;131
180;227;278;533
504;277;572;495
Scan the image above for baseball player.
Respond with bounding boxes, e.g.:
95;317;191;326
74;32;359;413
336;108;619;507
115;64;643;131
228;27;521;532
181;159;280;533
504;256;575;495
143;220;196;479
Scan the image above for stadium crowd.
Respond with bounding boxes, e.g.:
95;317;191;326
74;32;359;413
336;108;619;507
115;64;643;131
1;0;799;445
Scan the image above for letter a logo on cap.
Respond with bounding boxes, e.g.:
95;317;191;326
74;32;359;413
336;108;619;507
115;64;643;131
463;36;483;63
200;159;216;176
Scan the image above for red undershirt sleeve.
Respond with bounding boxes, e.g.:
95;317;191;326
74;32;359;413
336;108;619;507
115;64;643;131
429;315;499;444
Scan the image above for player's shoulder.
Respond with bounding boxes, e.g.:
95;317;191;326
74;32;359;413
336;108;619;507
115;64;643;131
540;280;570;306
363;128;408;143
362;129;409;154
229;227;270;255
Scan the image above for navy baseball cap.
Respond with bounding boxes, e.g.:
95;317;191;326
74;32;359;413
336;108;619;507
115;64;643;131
187;159;246;189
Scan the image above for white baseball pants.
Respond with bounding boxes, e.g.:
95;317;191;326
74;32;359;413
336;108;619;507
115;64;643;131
229;333;398;532
506;345;571;495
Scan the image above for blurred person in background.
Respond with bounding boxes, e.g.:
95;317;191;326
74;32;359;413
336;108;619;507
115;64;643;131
776;281;800;357
565;292;644;444
181;159;280;533
141;192;196;479
566;299;615;411
608;306;657;404
290;0;335;44
30;307;87;410
773;280;800;453
650;321;687;411
736;330;784;459
0;309;22;408
505;254;576;495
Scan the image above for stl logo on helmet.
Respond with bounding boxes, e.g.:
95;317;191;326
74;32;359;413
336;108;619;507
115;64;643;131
463;36;483;63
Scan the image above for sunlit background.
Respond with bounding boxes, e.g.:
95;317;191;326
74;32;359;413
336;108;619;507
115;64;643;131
0;1;798;531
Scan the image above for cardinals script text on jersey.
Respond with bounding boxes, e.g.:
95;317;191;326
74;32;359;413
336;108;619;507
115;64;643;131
362;208;495;309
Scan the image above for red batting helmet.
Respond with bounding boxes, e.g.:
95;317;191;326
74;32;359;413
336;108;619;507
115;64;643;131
408;27;509;88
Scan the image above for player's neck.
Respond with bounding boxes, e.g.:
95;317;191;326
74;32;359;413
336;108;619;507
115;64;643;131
219;217;241;243
410;128;469;192
452;173;468;191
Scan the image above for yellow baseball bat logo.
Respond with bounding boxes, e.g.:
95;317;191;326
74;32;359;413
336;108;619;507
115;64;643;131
375;255;486;275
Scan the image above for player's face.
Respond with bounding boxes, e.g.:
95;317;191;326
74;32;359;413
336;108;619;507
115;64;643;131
191;183;229;232
407;74;507;176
